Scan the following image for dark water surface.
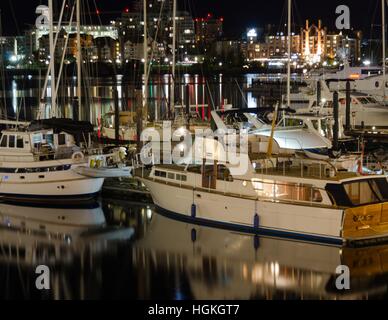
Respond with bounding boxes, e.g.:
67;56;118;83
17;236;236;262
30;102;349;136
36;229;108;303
1;196;388;300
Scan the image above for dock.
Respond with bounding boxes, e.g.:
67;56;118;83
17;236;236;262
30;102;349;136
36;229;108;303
102;177;151;201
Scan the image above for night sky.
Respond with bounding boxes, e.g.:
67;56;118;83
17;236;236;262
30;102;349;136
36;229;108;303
0;0;384;37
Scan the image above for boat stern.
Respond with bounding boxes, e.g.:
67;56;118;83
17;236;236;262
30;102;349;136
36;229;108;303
342;202;388;244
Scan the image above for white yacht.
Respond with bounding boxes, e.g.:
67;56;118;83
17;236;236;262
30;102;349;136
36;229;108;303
288;80;388;129
0;119;130;203
212;108;332;151
136;137;388;245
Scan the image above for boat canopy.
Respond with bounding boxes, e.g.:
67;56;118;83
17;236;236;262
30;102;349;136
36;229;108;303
28;118;94;135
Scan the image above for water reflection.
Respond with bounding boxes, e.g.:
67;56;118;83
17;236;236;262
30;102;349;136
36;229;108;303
1;200;388;299
135;211;388;300
0;74;249;124
0;201;134;299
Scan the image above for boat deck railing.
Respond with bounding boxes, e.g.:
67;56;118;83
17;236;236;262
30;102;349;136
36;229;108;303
133;163;342;209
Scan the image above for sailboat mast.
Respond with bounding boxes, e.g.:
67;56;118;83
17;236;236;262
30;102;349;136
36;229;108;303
76;0;82;119
287;0;291;107
383;0;386;101
143;0;148;121
171;0;177;117
48;0;57;117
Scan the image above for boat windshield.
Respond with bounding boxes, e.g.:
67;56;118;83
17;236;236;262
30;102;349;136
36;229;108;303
224;113;254;130
327;178;388;207
366;97;378;104
278;118;306;129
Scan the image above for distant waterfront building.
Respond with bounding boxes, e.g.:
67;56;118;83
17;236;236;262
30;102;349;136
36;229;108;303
117;0;195;62
34;23;118;63
194;13;223;45
301;20;362;64
246;33;301;62
0;34;36;67
246;20;362;65
211;39;244;65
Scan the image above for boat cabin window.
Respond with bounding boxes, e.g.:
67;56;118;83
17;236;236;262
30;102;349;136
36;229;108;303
366;97;377;104
361;69;381;76
154;170;167;178
176;174;187;182
16;165;71;173
58;134;66;146
0;135;7;148
168;172;175;179
252;180;323;203
357;97;370;105
311;120;319;131
44;134;54;146
16;135;24;148
217;165;233;181
9;135;15;148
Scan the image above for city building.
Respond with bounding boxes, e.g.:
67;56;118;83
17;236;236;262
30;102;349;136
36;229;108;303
245;20;362;66
117;0;195;62
301;20;362;64
194;13;223;45
210;38;244;65
0;35;30;66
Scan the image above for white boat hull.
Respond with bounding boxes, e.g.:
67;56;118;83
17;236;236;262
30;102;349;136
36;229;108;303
141;179;345;245
0;168;104;202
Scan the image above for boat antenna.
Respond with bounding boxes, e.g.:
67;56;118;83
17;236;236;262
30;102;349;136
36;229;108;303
267;102;279;158
382;0;386;104
143;0;149;123
76;0;82;119
286;0;292;109
170;0;177;119
0;9;7;120
48;0;57;118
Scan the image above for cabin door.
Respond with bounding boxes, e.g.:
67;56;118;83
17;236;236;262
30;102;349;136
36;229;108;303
202;160;218;189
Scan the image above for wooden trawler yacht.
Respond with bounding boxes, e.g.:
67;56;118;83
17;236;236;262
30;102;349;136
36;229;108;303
136;135;388;245
0;118;131;203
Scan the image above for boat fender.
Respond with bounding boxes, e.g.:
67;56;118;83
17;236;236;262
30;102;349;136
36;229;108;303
72;151;85;162
191;203;196;218
254;235;260;250
254;213;260;229
191;228;197;242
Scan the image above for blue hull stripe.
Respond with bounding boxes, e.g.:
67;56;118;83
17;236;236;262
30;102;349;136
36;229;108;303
0;192;99;205
155;206;344;246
